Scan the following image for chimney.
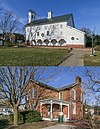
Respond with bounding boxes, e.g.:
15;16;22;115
47;11;53;19
75;76;81;84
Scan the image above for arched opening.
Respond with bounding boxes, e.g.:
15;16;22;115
44;39;49;46
37;39;42;46
59;39;66;46
32;40;36;45
51;39;57;46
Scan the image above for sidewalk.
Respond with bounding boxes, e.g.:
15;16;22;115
42;124;76;129
59;48;91;66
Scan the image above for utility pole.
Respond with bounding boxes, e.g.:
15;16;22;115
91;33;94;55
91;27;96;56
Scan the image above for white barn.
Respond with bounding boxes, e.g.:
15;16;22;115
25;10;85;48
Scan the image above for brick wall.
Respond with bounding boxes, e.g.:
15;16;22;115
25;76;83;120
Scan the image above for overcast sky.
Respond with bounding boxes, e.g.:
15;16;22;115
0;0;100;34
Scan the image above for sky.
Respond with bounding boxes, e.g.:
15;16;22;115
0;0;100;34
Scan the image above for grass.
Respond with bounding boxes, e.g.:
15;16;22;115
84;51;100;66
0;47;70;66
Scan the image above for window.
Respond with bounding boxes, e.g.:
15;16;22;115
81;104;83;111
45;26;47;30
73;103;76;114
81;92;83;102
27;28;29;32
47;31;49;36
28;89;30;100
59;92;63;100
71;89;76;100
37;32;39;36
60;24;63;28
71;37;75;40
60;31;63;35
52;25;55;28
33;88;36;99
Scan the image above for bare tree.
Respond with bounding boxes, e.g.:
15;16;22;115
0;66;34;126
25;25;41;45
0;66;65;126
80;27;92;37
25;67;65;109
0;10;20;45
25;24;62;46
83;67;100;93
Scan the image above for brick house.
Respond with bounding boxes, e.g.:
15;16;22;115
25;76;83;121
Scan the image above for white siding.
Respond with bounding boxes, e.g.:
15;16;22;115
26;21;85;47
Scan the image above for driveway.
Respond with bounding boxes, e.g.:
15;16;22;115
42;124;76;129
59;48;91;66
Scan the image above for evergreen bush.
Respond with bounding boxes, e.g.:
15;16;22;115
9;110;42;123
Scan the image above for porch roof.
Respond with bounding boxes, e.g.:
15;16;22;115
40;98;70;105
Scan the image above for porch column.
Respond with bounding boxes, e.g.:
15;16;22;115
67;104;69;119
50;100;53;121
60;101;63;113
40;101;42;117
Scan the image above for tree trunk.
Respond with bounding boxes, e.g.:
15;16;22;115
2;34;5;46
13;106;18;126
2;40;4;46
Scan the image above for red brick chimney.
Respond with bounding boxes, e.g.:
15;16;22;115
75;76;81;84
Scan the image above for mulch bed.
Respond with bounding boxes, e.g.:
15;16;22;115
63;120;91;129
3;120;58;129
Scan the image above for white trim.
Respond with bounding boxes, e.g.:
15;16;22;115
72;102;76;114
59;92;60;100
67;104;69;119
71;89;76;100
50;100;53;121
40;101;42;117
64;104;70;120
42;118;51;121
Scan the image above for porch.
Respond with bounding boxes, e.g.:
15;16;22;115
40;99;70;122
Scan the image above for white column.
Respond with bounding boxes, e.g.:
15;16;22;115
40;101;42;117
50;100;53;121
67;104;69;119
60;101;63;113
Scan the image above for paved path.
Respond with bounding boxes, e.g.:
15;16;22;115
59;48;91;66
42;124;76;129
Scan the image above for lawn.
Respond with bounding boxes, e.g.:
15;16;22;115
0;47;70;66
84;51;100;66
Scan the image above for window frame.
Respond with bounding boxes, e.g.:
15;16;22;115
37;32;39;36
59;92;63;100
72;102;76;114
71;89;76;100
47;31;49;36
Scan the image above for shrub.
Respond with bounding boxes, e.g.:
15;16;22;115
24;110;42;123
84;112;91;119
9;110;42;123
